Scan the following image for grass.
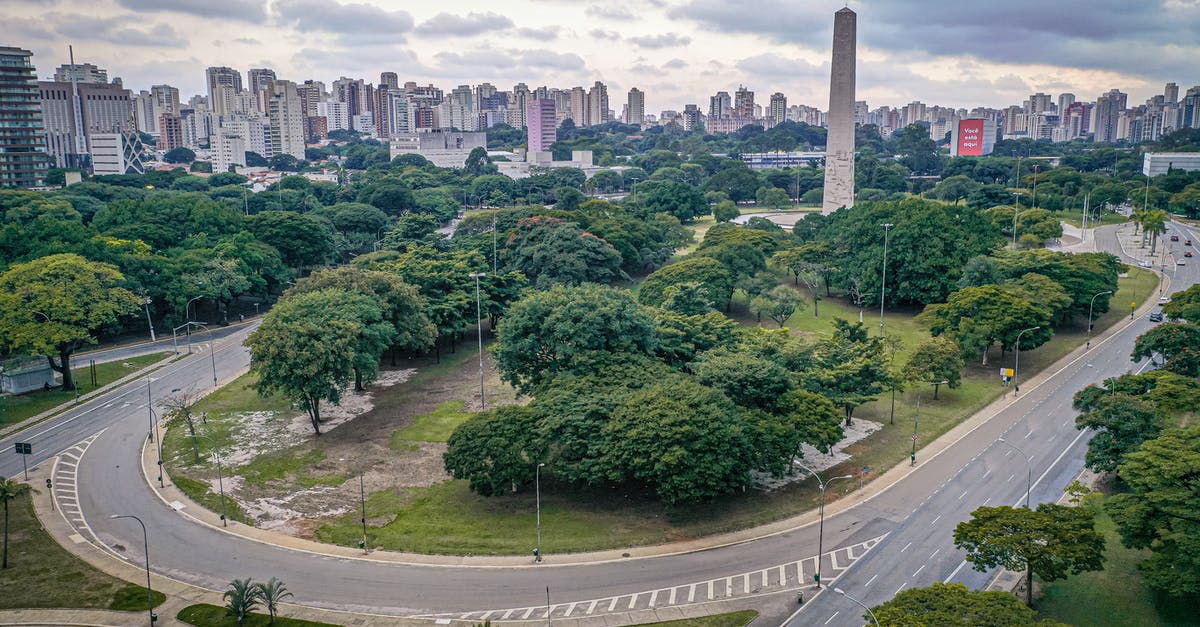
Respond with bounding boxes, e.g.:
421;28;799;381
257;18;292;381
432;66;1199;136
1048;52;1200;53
0;352;169;428
0;491;167;610
177;604;341;626
635;610;759;626
1052;208;1130;228
1036;497;1200;627
172;475;250;525
389;400;475;446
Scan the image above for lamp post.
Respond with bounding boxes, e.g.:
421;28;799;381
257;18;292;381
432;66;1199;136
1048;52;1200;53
359;474;368;554
185;295;203;323
192;434;228;526
879;223;894;335
1086;290;1114;348
997;438;1033;509
1013;326;1040;396
146;378;163;487
187;322;219;385
109;514;156;626
535;462;546;563
1031;164;1040;208
468;272;487;412
833;588;880;627
1011;194;1020;248
492;210;498;274
141;294;157;342
795;462;853;588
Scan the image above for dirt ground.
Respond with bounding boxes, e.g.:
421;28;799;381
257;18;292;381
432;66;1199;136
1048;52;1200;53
204;339;521;538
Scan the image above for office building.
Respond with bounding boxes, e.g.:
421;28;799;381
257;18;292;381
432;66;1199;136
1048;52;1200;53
1143;152;1200;176
568;86;586;124
0;47;49;187
213;127;246;173
527;99;556;153
54;62;107;84
709;91;731;119
388;130;486;168
586;81;609;126
626;88;645;125
1164;82;1179;104
90;131;145;175
822;7;856;213
39;79;134;169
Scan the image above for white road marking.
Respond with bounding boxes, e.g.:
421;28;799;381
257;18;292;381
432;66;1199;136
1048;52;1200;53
687;584;696;603
627;593;639;609
901;542;912;552
913;564;926;577
931;515;942;525
895;583;907;595
864;574;877;588
944;560;968;583
606;598;618;612
958;490;968;500
824;611;840;624
586;600;598;615
930;548;940;560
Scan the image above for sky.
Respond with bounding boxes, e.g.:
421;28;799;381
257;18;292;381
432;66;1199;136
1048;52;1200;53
5;0;1199;115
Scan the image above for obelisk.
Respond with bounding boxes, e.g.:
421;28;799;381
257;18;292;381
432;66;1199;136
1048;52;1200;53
822;7;856;214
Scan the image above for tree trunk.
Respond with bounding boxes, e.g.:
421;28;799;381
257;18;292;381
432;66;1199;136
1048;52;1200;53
49;349;74;391
1026;563;1034;606
3;498;8;569
980;344;990;366
307;396;322;435
186;414;200;464
813;295;819;317
934;383;940;400
354;369;364;392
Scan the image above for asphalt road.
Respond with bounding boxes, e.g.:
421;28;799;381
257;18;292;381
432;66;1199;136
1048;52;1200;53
3;222;1196;622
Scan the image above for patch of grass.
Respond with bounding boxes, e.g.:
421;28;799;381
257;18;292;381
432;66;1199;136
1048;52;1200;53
1036;498;1199;627
0;491;167;610
1052;209;1130;228
0;352;169;427
177;603;342;626
239;448;333;487
635;610;759;627
390;400;475;445
171;475;250;525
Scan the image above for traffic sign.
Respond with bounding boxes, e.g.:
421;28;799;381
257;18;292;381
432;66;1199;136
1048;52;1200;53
911;434;918;441
14;442;31;455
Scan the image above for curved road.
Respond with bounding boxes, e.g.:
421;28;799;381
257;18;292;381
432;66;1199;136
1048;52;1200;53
3;222;1197;623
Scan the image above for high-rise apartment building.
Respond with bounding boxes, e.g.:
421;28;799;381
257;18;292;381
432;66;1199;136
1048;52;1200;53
379;72;399;90
681;104;702;130
626;88;645;125
1026;92;1052;114
768;92;787;125
206;66;243;103
1182;87;1200;129
568;86;586;125
0;47;49;188
248;68;276;95
734;86;754;118
1057;93;1075;115
267;80;305;159
158;113;184;151
1094;89;1127;143
527;99;556;153
586;81;609;126
296;80;324;117
53;62;107;84
709;91;731;119
1164;82;1179;104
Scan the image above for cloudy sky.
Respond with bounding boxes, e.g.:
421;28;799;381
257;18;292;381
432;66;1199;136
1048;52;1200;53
6;0;1199;114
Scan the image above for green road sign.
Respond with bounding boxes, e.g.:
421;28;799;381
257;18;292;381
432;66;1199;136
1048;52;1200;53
14;442;31;455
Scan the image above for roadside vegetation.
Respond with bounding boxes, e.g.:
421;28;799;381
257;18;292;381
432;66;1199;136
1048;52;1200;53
0;352;169;428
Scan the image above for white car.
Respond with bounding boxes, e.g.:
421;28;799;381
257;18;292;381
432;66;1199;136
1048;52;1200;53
1137;260;1154;268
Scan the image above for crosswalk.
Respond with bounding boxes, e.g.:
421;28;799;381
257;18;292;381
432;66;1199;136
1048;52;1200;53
50;431;104;545
417;534;887;622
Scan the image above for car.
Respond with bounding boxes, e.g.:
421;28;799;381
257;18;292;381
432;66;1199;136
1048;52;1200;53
1160;296;1171;303
1187;251;1195;258
1138;260;1154;268
1187;240;1193;246
1150;311;1164;322
1179;260;1188;265
1171;234;1180;241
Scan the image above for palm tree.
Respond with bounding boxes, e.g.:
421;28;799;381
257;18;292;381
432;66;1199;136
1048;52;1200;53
254;577;293;624
1143;209;1168;255
223;578;261;626
1;477;30;569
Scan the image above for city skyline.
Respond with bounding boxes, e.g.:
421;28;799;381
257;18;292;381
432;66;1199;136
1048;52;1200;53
5;0;1198;114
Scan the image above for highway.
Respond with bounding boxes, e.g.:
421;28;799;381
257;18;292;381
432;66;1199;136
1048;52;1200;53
2;221;1196;623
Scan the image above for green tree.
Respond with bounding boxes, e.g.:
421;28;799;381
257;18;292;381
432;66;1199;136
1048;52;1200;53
602;375;752;504
704;166;761;202
930;175;981;205
954;504;1105;606
463;146;495;176
502;216;625;287
755;186;791;209
694;350;792;411
247;211;336;268
749;284;803;328
444;406;545;496
1131;322;1200;377
712;200;740;223
1;478;30;569
1073;393;1163;474
246;289;393;434
905;336;964;397
253;577;292;625
923;284;1053;365
638;257;735;310
1105;426;1200;596
0;254;140;391
637;179;707;222
223;578;261;626
802;319;889;424
869;582;1063;626
1161;284;1200;324
494;284;659;394
163;146;196;163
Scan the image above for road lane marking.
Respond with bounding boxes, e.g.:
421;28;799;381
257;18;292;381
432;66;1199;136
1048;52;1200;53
627;593;638;609
607;598;618;612
944;560;968;583
648;591;657;607
668;588;676;605
931;515;942;525
586;600;598;614
895;583;907;595
707;580;714;600
930;548;939;560
901;542;912;552
1008;473;1016;482
687;584;696;603
913;564;926;577
958;490;968;500
824;611;839;624
864;574;877;588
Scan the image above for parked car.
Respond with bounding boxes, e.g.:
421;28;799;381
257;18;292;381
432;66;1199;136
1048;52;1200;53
1138;260;1154;267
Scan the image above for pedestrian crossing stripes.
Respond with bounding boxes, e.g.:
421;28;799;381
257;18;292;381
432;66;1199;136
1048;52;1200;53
414;534;886;622
51;431;104;544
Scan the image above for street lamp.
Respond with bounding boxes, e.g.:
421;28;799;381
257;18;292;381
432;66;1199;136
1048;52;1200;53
1013;326;1041;396
833;588;880;627
795;462;853;588
186;322;219;385
191;434;228;526
185;295;203;323
535;462;546;563
1031;164;1040;209
997;438;1033;509
1011;194;1020;249
492;211;498;274
468;272;487;412
146;378;163;487
879;223;894;335
359;474;368;554
109;514;156;626
1086;290;1114;348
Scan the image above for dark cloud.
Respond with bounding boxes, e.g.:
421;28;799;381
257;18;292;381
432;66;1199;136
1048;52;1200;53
585;4;634;20
629;33;692;49
415;12;514;37
116;0;267;23
274;0;412;35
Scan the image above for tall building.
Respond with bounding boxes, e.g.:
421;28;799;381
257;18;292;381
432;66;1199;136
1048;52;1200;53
53;62;107;84
247;68;276;95
709;91;731;119
206;66;242;103
734;86;754;118
267;80;305;159
768;92;787;125
89;131;145;175
158;113;184;151
39;79;134;169
1094;89;1127;143
681;104;702;130
1026;92;1052;114
626;88;645;125
822;7;856;213
586;81;609;126
1057;93;1075;115
0;47;48;187
379;72;399;90
213;127;246;173
1164;82;1179;104
296;80;324;117
527;99;556;153
568;86;586;125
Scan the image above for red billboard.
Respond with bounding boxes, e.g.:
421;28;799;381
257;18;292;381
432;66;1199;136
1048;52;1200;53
956;119;985;156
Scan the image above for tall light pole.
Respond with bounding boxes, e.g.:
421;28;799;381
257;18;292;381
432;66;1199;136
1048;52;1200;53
190;322;218;385
879;223;894;335
1031;164;1040;208
185;295;203;323
141;294;157;342
997;438;1033;509
1086;290;1114;348
1011;193;1020;249
492;211;498;274
1013;326;1040;396
146;378;163;487
192;434;228;526
110;514;156;626
833;588;880;627
468;272;487;412
535;462;546;563
911;391;922;466
795;462;853;588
